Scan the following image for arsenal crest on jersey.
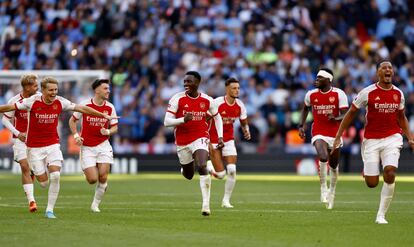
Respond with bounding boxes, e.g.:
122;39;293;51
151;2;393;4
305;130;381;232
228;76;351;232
393;94;399;102
200;102;206;109
53;104;58;110
329;97;335;103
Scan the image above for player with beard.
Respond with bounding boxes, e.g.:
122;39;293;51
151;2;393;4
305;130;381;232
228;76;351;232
299;68;348;209
332;61;414;224
206;77;250;208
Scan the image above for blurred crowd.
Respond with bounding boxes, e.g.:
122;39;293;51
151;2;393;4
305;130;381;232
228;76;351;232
1;0;414;154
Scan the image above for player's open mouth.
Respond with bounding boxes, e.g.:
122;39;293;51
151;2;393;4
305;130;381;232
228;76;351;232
184;86;190;91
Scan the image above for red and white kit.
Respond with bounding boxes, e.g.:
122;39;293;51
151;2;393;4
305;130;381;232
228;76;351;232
353;83;405;175
209;96;247;156
304;87;348;147
4;94;30;161
72;99;118;169
15;95;76;175
167;92;218;164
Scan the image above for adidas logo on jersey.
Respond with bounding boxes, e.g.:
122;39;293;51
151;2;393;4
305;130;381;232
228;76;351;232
221;111;226;115
184;104;189;108
375;96;380;101
314;99;319;103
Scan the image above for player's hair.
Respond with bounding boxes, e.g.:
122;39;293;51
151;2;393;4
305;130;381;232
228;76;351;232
20;74;38;88
92;79;110;90
185;71;201;82
41;77;58;89
319;68;334;77
376;60;392;70
225;77;239;86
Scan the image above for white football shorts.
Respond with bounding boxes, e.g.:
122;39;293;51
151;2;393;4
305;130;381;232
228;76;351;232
361;133;403;176
27;144;63;176
80;140;114;170
210;140;237;156
12;138;27;162
312;135;343;149
176;137;209;165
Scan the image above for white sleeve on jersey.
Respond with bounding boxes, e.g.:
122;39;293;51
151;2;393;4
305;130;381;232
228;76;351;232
236;99;248;120
338;89;349;109
58;96;76;111
304;91;311;107
352;88;369;109
2;115;19;136
167;94;180;114
108;103;118;126
399;90;405;110
208;97;219;116
16;95;36;111
72;100;85;120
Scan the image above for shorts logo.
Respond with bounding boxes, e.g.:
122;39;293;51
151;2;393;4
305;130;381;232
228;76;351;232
393;94;398;102
329;97;335;103
200;102;206;109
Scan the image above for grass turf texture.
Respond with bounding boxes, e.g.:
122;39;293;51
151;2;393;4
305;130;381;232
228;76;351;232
0;173;413;247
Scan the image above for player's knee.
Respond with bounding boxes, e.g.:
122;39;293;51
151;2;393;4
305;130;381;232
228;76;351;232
365;177;379;188
39;180;49;188
87;177;98;184
49;171;60;182
227;164;237;176
98;175;108;184
319;156;329;163
215;170;226;179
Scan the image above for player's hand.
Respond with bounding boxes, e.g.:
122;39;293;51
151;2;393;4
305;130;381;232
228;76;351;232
216;137;224;149
184;112;193;122
242;127;251;140
74;134;84;146
103;113;120;121
17;132;26;142
298;127;306;139
327;113;336;121
330;137;341;154
408;139;414;151
100;128;110;136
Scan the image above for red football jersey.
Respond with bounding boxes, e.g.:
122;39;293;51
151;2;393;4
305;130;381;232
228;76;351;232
72;98;118;147
209;96;247;143
3;93;30;138
16;95;76;147
167;92;218;146
304;87;349;137
352;83;404;139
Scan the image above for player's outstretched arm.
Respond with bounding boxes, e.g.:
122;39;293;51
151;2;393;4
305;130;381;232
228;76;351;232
0;104;16;113
74;105;119;120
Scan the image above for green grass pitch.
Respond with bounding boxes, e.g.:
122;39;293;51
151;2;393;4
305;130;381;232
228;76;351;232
1;173;413;247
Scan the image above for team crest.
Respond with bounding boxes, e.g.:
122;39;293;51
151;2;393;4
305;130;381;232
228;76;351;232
200;102;206;109
393;94;398;102
53;104;58;110
329;97;335;103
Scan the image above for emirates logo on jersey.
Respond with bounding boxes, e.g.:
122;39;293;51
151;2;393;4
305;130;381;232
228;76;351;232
393;94;399;102
329;97;335;103
200;102;206;109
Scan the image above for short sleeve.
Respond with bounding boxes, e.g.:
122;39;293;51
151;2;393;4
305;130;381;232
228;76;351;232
338;90;349;109
237;99;248;120
304;91;311;106
59;96;76;111
352;89;368;109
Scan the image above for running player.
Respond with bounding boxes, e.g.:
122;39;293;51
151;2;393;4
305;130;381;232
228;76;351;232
299;68;348;209
164;71;224;216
